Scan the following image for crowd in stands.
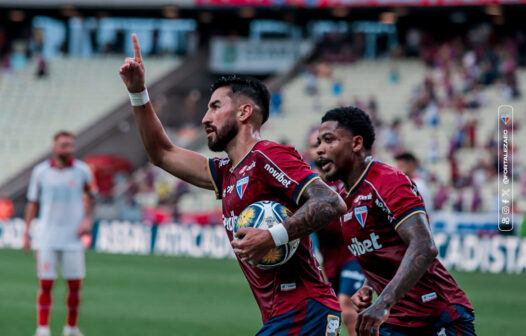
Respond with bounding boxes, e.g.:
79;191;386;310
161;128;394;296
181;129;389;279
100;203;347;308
295;26;524;214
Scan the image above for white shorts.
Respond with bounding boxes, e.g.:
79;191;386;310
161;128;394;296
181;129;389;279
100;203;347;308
36;250;85;280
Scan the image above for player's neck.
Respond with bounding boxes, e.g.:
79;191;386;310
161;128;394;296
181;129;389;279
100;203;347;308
343;154;371;192
225;128;262;167
52;155;72;168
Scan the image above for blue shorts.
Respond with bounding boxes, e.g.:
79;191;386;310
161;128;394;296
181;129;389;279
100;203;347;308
329;259;364;297
256;298;342;336
379;305;476;336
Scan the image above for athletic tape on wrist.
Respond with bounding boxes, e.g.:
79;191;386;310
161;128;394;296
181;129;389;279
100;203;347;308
128;89;150;106
268;223;289;246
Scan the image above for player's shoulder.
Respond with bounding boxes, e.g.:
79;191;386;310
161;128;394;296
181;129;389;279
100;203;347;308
32;160;51;176
253;140;302;161
366;161;412;191
73;159;91;172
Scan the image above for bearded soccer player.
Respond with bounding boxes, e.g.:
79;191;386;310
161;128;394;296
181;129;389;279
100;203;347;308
306;128;364;336
316;106;475;336
24;131;95;336
119;34;346;335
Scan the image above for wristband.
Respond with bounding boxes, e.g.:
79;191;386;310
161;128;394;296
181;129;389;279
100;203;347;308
268;223;289;246
128;89;150;106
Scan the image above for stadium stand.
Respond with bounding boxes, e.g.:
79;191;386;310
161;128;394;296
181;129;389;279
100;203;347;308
0;56;179;185
121;33;526;217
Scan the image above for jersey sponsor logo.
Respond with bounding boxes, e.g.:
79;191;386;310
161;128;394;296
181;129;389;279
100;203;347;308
421;292;438;303
343;212;353;222
354;193;372;203
218;158;230;168
326;315;341;336
222;211;238;231
263;163;292;188
375;198;394;223
354;206;368;228
239;161;256;175
222;185;235;198
348;233;383;256
236;177;249;199
280;283;296;291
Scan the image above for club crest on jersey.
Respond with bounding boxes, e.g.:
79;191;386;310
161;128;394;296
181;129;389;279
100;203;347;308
354;205;368;228
236;176;249;199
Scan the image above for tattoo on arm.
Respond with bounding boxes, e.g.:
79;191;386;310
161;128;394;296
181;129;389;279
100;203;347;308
376;213;438;309
283;179;346;241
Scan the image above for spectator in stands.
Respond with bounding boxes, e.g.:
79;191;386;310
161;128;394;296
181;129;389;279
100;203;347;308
384;119;403;153
270;91;283;116
36;56;47;78
395;153;434;214
433;183;449;211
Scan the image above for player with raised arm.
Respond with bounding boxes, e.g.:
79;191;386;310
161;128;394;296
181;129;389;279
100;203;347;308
315;106;476;336
24;131;95;336
119;34;346;335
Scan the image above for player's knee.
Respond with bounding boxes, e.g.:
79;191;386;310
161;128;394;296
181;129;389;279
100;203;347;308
67;279;82;291
40;279;54;292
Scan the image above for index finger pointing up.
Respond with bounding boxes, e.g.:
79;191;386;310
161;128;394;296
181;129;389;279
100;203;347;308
132;33;142;61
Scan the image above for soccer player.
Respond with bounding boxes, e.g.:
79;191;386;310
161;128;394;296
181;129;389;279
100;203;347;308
119;34;346;335
315;106;476;336
395;152;434;214
24;131;95;336
306;128;364;336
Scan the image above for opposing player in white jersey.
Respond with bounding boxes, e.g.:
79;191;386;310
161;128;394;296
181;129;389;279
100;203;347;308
24;131;95;336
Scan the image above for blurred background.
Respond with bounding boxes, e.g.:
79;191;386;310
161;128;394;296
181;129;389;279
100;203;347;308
0;1;525;335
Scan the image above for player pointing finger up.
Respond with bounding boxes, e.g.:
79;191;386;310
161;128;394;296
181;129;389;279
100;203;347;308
119;34;145;94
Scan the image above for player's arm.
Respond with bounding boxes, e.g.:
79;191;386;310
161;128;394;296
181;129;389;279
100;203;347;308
283;178;346;240
77;185;94;237
23;201;39;253
233;179;346;264
119;34;213;190
356;212;438;336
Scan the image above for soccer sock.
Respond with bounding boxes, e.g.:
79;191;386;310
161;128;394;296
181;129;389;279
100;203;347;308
38;279;54;327
66;279;82;327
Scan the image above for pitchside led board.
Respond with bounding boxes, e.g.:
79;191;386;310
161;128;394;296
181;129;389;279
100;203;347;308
1;217;525;274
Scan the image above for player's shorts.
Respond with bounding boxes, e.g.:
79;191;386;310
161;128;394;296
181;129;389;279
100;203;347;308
379;304;476;336
329;259;364;297
36;250;85;280
256;298;342;336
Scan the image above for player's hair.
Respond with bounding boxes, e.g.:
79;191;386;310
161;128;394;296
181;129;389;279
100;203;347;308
211;75;270;125
321;106;375;151
395;152;418;165
53;130;75;141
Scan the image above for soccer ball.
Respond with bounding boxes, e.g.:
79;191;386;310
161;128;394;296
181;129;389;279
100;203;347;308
235;200;300;269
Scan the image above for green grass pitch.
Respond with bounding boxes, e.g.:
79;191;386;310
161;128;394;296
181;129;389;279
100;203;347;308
0;249;524;336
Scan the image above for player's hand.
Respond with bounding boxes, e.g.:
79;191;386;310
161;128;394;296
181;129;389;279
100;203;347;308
356;302;390;336
23;231;31;253
119;33;146;93
77;218;93;237
231;227;275;267
351;285;373;312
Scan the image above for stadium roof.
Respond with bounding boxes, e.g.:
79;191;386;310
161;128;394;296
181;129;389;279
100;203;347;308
0;0;194;8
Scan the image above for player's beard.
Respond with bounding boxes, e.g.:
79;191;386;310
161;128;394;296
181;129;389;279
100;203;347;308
207;117;239;152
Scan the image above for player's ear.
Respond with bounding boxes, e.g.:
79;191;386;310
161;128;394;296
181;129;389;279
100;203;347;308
238;103;254;123
352;135;364;153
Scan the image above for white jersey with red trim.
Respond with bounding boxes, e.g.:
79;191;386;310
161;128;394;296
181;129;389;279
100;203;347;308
27;159;94;251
